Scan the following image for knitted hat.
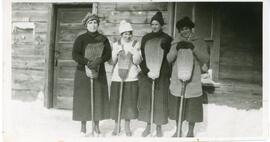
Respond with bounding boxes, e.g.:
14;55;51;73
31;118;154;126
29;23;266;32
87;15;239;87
176;16;195;31
82;12;100;26
119;20;133;34
150;11;164;26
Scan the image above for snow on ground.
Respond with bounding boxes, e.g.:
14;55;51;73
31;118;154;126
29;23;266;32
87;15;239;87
3;92;263;142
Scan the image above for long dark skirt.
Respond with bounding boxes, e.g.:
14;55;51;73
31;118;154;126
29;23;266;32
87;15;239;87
137;74;169;125
168;94;203;122
110;81;139;120
72;69;110;121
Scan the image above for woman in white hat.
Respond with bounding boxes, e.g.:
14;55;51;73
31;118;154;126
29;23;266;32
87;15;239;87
109;20;142;136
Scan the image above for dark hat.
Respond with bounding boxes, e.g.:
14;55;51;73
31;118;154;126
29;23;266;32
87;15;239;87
176;16;195;30
150;11;164;26
82;12;100;26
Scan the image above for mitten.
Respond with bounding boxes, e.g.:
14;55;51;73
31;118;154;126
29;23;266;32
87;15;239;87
147;71;158;80
176;41;194;50
88;57;102;69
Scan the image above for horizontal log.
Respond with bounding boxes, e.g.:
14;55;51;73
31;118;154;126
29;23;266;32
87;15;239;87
12;79;44;90
12;3;50;11
115;3;168;11
12;32;47;45
12;69;44;90
59;23;84;30
12;55;45;70
58;8;91;23
99;11;168;24
12;46;45;56
12;10;49;22
12;29;34;44
35;22;48;32
97;3;116;11
99;22;169;37
12;90;40;101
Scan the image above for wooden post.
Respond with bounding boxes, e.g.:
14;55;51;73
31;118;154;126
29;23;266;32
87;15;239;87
167;2;175;37
92;3;98;14
210;6;221;81
44;4;56;108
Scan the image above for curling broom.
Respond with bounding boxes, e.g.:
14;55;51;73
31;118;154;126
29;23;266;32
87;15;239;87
84;43;104;136
144;38;164;137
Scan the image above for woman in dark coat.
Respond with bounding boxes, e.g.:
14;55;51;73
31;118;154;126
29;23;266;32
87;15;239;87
137;11;173;137
72;13;111;134
167;17;209;137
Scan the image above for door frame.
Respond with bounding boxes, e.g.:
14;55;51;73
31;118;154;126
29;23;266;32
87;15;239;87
44;3;95;108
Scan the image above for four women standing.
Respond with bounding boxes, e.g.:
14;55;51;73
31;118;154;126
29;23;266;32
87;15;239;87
72;12;209;137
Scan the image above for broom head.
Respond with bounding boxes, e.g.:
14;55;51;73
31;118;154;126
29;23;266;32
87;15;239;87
118;50;132;80
176;48;194;81
84;43;104;79
144;38;164;79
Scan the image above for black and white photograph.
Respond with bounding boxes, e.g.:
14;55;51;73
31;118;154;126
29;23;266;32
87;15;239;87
1;0;269;141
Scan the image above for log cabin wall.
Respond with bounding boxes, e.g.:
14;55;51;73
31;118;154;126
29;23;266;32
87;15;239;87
12;3;51;101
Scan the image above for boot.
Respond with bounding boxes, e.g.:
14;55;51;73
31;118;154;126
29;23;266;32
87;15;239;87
186;122;195;137
81;121;87;134
94;121;101;134
172;120;179;137
125;119;132;136
156;125;163;137
141;123;151;137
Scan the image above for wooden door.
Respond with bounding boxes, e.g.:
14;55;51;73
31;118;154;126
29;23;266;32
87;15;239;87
53;5;92;109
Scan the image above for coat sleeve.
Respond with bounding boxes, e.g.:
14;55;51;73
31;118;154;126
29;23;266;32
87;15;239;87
193;39;210;65
139;36;149;74
72;36;89;65
161;35;173;54
101;38;112;63
167;43;178;63
132;41;142;65
111;43;119;65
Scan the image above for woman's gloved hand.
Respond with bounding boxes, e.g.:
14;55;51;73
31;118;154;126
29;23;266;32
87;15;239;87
147;71;158;80
88;57;102;69
176;41;194;50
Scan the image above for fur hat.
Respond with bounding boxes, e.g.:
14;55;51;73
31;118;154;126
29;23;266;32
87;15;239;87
176;16;195;31
150;11;164;26
82;12;100;26
119;20;133;34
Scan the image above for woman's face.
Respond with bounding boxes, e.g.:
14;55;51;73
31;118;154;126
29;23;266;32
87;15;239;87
86;20;98;32
179;27;192;39
121;31;133;42
151;20;162;33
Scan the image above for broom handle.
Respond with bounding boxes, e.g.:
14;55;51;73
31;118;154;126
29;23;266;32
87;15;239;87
150;79;155;137
177;81;186;137
90;78;95;136
117;81;124;135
